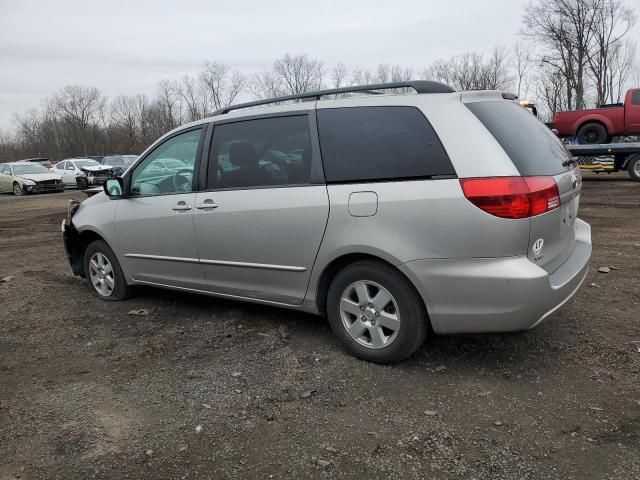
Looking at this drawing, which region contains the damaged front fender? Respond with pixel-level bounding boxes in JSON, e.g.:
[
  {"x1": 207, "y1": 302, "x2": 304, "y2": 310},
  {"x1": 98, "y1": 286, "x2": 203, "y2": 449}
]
[{"x1": 62, "y1": 200, "x2": 84, "y2": 276}]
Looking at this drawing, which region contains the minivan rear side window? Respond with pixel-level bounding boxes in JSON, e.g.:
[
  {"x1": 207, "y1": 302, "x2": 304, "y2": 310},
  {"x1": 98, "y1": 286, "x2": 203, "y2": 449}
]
[
  {"x1": 466, "y1": 101, "x2": 570, "y2": 176},
  {"x1": 317, "y1": 106, "x2": 455, "y2": 183}
]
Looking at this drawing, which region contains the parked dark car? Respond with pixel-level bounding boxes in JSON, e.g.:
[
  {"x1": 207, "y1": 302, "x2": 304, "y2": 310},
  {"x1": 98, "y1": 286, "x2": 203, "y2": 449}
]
[
  {"x1": 101, "y1": 155, "x2": 138, "y2": 176},
  {"x1": 22, "y1": 157, "x2": 54, "y2": 170}
]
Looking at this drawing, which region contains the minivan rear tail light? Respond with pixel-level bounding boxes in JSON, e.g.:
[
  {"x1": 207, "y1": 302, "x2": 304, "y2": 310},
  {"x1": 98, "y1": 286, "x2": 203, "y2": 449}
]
[{"x1": 460, "y1": 176, "x2": 560, "y2": 219}]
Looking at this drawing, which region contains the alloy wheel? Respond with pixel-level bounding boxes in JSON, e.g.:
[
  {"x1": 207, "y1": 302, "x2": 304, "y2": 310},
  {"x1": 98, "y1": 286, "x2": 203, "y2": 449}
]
[
  {"x1": 89, "y1": 252, "x2": 115, "y2": 297},
  {"x1": 339, "y1": 280, "x2": 401, "y2": 349}
]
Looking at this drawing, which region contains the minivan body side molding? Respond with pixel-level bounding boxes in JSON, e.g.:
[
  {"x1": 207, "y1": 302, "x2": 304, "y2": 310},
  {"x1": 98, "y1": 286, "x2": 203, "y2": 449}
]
[
  {"x1": 132, "y1": 279, "x2": 302, "y2": 308},
  {"x1": 124, "y1": 253, "x2": 307, "y2": 272}
]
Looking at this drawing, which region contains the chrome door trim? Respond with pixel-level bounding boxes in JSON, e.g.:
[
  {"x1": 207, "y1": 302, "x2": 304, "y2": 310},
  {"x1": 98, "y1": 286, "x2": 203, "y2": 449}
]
[
  {"x1": 199, "y1": 258, "x2": 307, "y2": 272},
  {"x1": 125, "y1": 253, "x2": 199, "y2": 264},
  {"x1": 124, "y1": 253, "x2": 307, "y2": 272}
]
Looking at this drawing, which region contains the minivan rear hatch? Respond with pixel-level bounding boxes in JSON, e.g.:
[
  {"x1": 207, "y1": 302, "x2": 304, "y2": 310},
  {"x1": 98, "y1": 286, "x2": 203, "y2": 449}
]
[{"x1": 465, "y1": 99, "x2": 581, "y2": 272}]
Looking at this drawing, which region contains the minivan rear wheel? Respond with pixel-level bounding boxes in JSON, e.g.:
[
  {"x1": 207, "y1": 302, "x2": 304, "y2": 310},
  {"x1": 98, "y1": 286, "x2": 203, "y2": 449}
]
[
  {"x1": 327, "y1": 260, "x2": 427, "y2": 363},
  {"x1": 83, "y1": 240, "x2": 130, "y2": 301}
]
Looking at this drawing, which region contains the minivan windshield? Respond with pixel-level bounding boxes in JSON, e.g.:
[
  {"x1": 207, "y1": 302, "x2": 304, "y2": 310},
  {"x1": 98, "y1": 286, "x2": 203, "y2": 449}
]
[{"x1": 466, "y1": 101, "x2": 570, "y2": 176}]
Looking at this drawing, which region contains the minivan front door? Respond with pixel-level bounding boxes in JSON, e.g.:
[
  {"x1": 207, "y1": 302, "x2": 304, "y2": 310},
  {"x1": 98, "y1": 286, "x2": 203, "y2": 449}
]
[
  {"x1": 115, "y1": 194, "x2": 203, "y2": 289},
  {"x1": 193, "y1": 114, "x2": 329, "y2": 305},
  {"x1": 114, "y1": 127, "x2": 206, "y2": 290}
]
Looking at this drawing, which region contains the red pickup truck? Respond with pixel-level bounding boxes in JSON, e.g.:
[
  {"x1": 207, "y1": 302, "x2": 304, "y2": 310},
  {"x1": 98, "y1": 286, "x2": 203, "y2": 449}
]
[{"x1": 554, "y1": 88, "x2": 640, "y2": 144}]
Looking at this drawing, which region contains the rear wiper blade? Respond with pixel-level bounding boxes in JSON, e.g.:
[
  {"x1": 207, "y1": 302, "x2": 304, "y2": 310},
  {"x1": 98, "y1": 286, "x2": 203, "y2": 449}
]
[{"x1": 562, "y1": 158, "x2": 578, "y2": 168}]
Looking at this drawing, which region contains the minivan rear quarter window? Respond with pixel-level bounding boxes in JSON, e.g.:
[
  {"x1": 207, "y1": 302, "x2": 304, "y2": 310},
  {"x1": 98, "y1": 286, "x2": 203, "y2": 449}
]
[
  {"x1": 466, "y1": 101, "x2": 570, "y2": 176},
  {"x1": 317, "y1": 106, "x2": 455, "y2": 183}
]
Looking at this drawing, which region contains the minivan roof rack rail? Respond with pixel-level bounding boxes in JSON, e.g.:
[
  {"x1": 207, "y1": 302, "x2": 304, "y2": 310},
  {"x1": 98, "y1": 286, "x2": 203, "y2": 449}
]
[{"x1": 212, "y1": 80, "x2": 455, "y2": 115}]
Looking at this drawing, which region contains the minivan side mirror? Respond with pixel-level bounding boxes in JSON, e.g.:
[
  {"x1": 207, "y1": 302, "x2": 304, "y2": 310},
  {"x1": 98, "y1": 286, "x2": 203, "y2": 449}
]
[{"x1": 104, "y1": 178, "x2": 124, "y2": 198}]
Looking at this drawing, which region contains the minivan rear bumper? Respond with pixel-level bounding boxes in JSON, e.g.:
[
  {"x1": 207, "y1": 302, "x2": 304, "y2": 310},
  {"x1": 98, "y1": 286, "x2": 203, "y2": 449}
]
[{"x1": 400, "y1": 218, "x2": 591, "y2": 334}]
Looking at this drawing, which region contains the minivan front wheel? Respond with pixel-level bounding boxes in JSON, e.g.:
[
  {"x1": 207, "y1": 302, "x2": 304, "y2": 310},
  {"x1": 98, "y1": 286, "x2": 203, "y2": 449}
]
[
  {"x1": 83, "y1": 240, "x2": 130, "y2": 301},
  {"x1": 327, "y1": 260, "x2": 427, "y2": 363}
]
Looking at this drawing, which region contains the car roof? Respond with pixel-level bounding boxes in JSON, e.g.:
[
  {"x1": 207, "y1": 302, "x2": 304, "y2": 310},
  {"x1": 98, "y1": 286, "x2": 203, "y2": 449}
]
[{"x1": 6, "y1": 161, "x2": 34, "y2": 166}]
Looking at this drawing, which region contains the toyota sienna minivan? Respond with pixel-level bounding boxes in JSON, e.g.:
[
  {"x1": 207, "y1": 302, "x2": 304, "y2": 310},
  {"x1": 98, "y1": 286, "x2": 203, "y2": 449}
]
[{"x1": 62, "y1": 81, "x2": 591, "y2": 363}]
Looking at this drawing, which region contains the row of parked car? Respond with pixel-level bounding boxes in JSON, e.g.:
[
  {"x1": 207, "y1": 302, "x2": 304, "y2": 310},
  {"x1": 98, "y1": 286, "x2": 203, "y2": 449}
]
[{"x1": 0, "y1": 155, "x2": 138, "y2": 195}]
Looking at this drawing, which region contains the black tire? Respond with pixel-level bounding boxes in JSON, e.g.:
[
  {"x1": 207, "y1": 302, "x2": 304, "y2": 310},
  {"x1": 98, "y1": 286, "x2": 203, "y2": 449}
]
[
  {"x1": 628, "y1": 154, "x2": 640, "y2": 182},
  {"x1": 77, "y1": 177, "x2": 89, "y2": 190},
  {"x1": 326, "y1": 260, "x2": 428, "y2": 363},
  {"x1": 577, "y1": 122, "x2": 608, "y2": 144},
  {"x1": 13, "y1": 182, "x2": 24, "y2": 196},
  {"x1": 83, "y1": 240, "x2": 131, "y2": 301}
]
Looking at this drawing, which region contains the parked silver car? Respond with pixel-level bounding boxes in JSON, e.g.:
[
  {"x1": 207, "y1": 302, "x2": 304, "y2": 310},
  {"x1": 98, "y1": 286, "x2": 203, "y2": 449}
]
[
  {"x1": 62, "y1": 81, "x2": 591, "y2": 363},
  {"x1": 0, "y1": 162, "x2": 64, "y2": 195}
]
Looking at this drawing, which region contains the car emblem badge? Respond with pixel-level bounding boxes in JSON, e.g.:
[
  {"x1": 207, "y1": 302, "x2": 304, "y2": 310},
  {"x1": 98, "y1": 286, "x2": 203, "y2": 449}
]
[
  {"x1": 532, "y1": 238, "x2": 544, "y2": 262},
  {"x1": 571, "y1": 174, "x2": 578, "y2": 190}
]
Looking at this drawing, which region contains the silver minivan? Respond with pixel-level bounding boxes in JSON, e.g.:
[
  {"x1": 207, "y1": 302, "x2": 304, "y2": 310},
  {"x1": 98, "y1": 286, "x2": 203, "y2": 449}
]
[{"x1": 62, "y1": 81, "x2": 591, "y2": 363}]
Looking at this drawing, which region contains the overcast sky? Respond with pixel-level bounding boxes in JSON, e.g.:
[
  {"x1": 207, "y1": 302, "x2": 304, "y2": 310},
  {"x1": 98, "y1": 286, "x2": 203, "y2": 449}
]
[{"x1": 1, "y1": 0, "x2": 635, "y2": 132}]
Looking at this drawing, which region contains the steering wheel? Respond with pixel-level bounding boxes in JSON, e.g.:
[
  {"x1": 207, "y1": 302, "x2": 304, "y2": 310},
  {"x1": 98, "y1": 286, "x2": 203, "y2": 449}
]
[{"x1": 171, "y1": 168, "x2": 193, "y2": 191}]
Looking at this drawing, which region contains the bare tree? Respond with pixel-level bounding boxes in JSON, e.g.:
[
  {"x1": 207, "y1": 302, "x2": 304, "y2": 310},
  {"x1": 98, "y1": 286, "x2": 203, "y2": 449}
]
[
  {"x1": 110, "y1": 95, "x2": 142, "y2": 152},
  {"x1": 330, "y1": 63, "x2": 349, "y2": 88},
  {"x1": 349, "y1": 64, "x2": 412, "y2": 94},
  {"x1": 273, "y1": 53, "x2": 324, "y2": 95},
  {"x1": 250, "y1": 70, "x2": 285, "y2": 99},
  {"x1": 155, "y1": 79, "x2": 181, "y2": 131},
  {"x1": 199, "y1": 62, "x2": 245, "y2": 111},
  {"x1": 177, "y1": 74, "x2": 206, "y2": 122},
  {"x1": 423, "y1": 50, "x2": 511, "y2": 90},
  {"x1": 389, "y1": 65, "x2": 413, "y2": 83},
  {"x1": 587, "y1": 0, "x2": 636, "y2": 104},
  {"x1": 251, "y1": 53, "x2": 324, "y2": 98},
  {"x1": 523, "y1": 0, "x2": 601, "y2": 109},
  {"x1": 536, "y1": 65, "x2": 569, "y2": 119},
  {"x1": 607, "y1": 39, "x2": 637, "y2": 102},
  {"x1": 482, "y1": 46, "x2": 513, "y2": 90},
  {"x1": 513, "y1": 41, "x2": 533, "y2": 98},
  {"x1": 51, "y1": 85, "x2": 105, "y2": 156}
]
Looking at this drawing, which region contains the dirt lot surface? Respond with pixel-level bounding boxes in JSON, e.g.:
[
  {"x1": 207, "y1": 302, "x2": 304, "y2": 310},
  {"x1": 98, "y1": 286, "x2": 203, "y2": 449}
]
[{"x1": 0, "y1": 173, "x2": 639, "y2": 479}]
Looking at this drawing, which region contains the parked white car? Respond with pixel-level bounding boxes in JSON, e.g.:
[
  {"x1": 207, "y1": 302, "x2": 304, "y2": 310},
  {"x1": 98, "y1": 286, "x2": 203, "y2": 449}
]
[{"x1": 52, "y1": 158, "x2": 114, "y2": 190}]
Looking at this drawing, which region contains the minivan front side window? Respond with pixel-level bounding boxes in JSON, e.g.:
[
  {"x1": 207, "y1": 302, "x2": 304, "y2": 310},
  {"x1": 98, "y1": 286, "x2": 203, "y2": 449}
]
[{"x1": 131, "y1": 128, "x2": 203, "y2": 195}]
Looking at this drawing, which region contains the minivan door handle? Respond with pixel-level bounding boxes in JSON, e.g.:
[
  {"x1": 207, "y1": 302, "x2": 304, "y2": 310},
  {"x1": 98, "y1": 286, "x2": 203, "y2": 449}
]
[
  {"x1": 195, "y1": 199, "x2": 219, "y2": 210},
  {"x1": 172, "y1": 201, "x2": 192, "y2": 211}
]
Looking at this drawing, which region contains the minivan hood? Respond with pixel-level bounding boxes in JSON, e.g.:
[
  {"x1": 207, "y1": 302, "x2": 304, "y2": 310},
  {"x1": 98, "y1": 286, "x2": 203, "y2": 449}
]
[{"x1": 18, "y1": 173, "x2": 62, "y2": 182}]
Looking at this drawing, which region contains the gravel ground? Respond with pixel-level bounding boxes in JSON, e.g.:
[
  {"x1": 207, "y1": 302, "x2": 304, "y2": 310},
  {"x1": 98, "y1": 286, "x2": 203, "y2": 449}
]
[{"x1": 0, "y1": 172, "x2": 639, "y2": 479}]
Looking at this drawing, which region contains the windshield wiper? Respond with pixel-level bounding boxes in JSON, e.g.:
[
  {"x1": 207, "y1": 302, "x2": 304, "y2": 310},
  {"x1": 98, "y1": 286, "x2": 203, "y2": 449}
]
[{"x1": 562, "y1": 158, "x2": 578, "y2": 168}]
